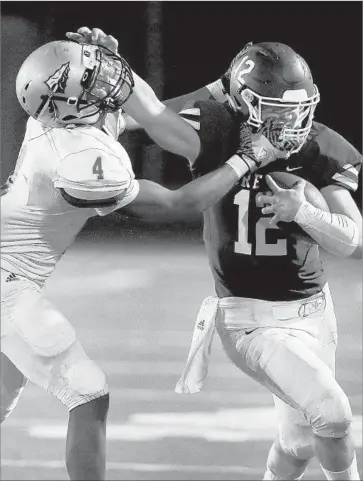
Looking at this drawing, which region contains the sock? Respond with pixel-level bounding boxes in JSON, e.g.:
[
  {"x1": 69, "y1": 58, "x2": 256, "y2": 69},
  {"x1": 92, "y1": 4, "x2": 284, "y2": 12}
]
[{"x1": 321, "y1": 453, "x2": 361, "y2": 480}]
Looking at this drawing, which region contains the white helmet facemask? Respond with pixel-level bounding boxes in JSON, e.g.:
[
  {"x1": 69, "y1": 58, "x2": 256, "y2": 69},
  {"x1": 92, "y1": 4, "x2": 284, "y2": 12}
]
[{"x1": 241, "y1": 86, "x2": 320, "y2": 155}]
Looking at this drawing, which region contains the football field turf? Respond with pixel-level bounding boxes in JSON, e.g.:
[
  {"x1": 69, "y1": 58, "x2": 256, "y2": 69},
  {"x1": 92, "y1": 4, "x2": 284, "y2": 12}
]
[{"x1": 1, "y1": 235, "x2": 362, "y2": 480}]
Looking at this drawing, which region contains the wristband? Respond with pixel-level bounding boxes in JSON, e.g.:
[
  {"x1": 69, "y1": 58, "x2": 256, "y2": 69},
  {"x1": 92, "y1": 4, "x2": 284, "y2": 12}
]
[{"x1": 226, "y1": 155, "x2": 250, "y2": 179}]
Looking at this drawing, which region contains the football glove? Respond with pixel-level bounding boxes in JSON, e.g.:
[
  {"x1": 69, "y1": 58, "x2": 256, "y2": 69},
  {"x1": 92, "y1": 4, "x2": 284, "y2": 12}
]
[
  {"x1": 259, "y1": 119, "x2": 301, "y2": 154},
  {"x1": 236, "y1": 121, "x2": 286, "y2": 173}
]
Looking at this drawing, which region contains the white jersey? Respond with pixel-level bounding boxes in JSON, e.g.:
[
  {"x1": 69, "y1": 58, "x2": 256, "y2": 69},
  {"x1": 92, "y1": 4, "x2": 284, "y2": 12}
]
[{"x1": 1, "y1": 113, "x2": 139, "y2": 286}]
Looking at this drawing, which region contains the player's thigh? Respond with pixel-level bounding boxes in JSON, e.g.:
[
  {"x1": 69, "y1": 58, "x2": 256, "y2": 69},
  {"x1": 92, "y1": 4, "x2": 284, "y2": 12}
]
[
  {"x1": 271, "y1": 329, "x2": 337, "y2": 455},
  {"x1": 1, "y1": 271, "x2": 76, "y2": 388},
  {"x1": 217, "y1": 325, "x2": 339, "y2": 412},
  {"x1": 1, "y1": 272, "x2": 108, "y2": 409}
]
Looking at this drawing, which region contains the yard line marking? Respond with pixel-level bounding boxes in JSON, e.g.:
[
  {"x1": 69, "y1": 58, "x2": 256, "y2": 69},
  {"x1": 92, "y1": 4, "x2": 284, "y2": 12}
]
[
  {"x1": 0, "y1": 459, "x2": 324, "y2": 475},
  {"x1": 97, "y1": 360, "x2": 363, "y2": 381},
  {"x1": 5, "y1": 408, "x2": 361, "y2": 446},
  {"x1": 98, "y1": 359, "x2": 247, "y2": 377},
  {"x1": 12, "y1": 387, "x2": 272, "y2": 404},
  {"x1": 9, "y1": 386, "x2": 363, "y2": 407}
]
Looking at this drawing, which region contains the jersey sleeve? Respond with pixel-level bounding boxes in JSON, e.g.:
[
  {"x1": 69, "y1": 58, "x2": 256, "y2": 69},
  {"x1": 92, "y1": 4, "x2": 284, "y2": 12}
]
[
  {"x1": 179, "y1": 100, "x2": 239, "y2": 177},
  {"x1": 204, "y1": 79, "x2": 230, "y2": 104},
  {"x1": 95, "y1": 179, "x2": 140, "y2": 216},
  {"x1": 312, "y1": 124, "x2": 362, "y2": 193}
]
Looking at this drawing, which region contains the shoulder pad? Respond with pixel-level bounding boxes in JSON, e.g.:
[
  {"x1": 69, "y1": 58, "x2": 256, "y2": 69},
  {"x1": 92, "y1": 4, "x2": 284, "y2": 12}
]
[{"x1": 54, "y1": 148, "x2": 134, "y2": 200}]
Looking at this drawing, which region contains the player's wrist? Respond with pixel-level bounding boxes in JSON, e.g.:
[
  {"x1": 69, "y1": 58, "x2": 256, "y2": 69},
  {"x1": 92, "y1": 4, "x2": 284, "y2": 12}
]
[
  {"x1": 235, "y1": 151, "x2": 260, "y2": 174},
  {"x1": 294, "y1": 200, "x2": 318, "y2": 226},
  {"x1": 226, "y1": 155, "x2": 251, "y2": 179}
]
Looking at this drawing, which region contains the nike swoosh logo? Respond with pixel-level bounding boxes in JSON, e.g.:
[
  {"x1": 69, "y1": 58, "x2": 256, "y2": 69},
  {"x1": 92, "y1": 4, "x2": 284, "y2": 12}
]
[{"x1": 286, "y1": 166, "x2": 302, "y2": 172}]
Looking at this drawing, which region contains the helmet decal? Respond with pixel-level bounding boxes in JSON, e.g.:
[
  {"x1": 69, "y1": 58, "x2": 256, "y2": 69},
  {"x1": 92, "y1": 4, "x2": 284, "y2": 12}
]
[
  {"x1": 45, "y1": 62, "x2": 70, "y2": 93},
  {"x1": 235, "y1": 56, "x2": 255, "y2": 86},
  {"x1": 35, "y1": 62, "x2": 71, "y2": 120}
]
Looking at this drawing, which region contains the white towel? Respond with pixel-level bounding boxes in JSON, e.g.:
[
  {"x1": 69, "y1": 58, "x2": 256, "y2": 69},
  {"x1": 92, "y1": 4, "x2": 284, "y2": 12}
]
[{"x1": 175, "y1": 296, "x2": 219, "y2": 394}]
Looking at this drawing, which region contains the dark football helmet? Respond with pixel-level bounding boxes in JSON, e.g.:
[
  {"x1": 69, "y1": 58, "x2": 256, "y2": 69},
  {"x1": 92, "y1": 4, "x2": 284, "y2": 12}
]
[{"x1": 228, "y1": 42, "x2": 320, "y2": 154}]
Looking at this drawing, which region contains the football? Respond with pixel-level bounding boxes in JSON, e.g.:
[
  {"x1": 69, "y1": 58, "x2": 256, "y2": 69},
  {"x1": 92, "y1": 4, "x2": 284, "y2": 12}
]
[{"x1": 261, "y1": 171, "x2": 330, "y2": 243}]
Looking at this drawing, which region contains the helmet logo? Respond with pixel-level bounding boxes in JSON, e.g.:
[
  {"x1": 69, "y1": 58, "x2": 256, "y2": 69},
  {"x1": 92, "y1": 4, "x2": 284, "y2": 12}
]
[
  {"x1": 35, "y1": 62, "x2": 71, "y2": 121},
  {"x1": 236, "y1": 56, "x2": 255, "y2": 85},
  {"x1": 45, "y1": 62, "x2": 70, "y2": 94}
]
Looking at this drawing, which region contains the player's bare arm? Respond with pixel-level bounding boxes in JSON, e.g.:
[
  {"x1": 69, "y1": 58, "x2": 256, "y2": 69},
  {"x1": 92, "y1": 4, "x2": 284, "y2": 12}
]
[
  {"x1": 123, "y1": 86, "x2": 214, "y2": 132},
  {"x1": 259, "y1": 176, "x2": 362, "y2": 259},
  {"x1": 66, "y1": 27, "x2": 201, "y2": 161},
  {"x1": 120, "y1": 163, "x2": 240, "y2": 219}
]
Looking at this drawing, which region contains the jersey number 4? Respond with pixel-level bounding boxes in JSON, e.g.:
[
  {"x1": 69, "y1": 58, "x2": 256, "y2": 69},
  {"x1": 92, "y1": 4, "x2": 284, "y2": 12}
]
[
  {"x1": 234, "y1": 190, "x2": 288, "y2": 256},
  {"x1": 92, "y1": 157, "x2": 104, "y2": 180}
]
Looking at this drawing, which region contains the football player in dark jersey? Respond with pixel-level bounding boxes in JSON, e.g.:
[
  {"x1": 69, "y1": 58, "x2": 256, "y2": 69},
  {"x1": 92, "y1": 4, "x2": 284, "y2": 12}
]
[{"x1": 68, "y1": 29, "x2": 362, "y2": 481}]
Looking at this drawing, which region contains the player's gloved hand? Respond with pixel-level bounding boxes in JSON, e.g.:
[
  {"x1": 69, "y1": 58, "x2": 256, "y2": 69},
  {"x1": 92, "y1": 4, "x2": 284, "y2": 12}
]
[
  {"x1": 236, "y1": 121, "x2": 286, "y2": 174},
  {"x1": 259, "y1": 119, "x2": 301, "y2": 154},
  {"x1": 66, "y1": 27, "x2": 119, "y2": 55}
]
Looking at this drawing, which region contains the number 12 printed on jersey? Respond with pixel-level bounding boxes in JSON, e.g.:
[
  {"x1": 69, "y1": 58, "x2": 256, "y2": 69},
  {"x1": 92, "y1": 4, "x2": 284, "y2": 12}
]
[{"x1": 234, "y1": 189, "x2": 288, "y2": 256}]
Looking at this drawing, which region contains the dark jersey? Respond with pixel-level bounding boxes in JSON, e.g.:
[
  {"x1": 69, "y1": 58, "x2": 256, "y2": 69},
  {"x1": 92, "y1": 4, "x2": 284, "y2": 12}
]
[{"x1": 179, "y1": 101, "x2": 362, "y2": 301}]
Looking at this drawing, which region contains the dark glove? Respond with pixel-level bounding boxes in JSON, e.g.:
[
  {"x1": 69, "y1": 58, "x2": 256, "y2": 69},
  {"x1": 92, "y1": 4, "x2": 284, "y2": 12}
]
[{"x1": 236, "y1": 122, "x2": 284, "y2": 173}]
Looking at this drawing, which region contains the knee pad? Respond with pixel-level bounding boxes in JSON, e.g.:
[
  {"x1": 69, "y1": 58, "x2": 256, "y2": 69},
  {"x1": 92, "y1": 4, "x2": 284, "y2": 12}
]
[
  {"x1": 48, "y1": 344, "x2": 109, "y2": 411},
  {"x1": 66, "y1": 360, "x2": 107, "y2": 396},
  {"x1": 308, "y1": 387, "x2": 352, "y2": 438}
]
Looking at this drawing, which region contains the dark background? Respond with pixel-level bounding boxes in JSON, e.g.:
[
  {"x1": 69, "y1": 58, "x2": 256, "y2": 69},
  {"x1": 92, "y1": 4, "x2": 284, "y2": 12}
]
[{"x1": 1, "y1": 1, "x2": 362, "y2": 217}]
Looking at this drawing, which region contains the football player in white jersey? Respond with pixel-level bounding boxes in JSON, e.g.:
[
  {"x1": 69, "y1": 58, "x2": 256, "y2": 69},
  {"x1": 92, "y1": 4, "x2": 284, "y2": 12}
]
[{"x1": 0, "y1": 31, "x2": 286, "y2": 481}]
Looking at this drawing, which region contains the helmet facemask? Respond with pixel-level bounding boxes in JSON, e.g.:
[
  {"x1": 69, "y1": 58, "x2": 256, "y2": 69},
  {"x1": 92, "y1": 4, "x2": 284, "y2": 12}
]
[{"x1": 240, "y1": 86, "x2": 320, "y2": 156}]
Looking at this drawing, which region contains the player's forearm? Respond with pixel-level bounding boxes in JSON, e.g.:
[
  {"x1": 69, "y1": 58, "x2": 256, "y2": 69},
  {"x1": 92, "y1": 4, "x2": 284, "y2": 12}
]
[
  {"x1": 294, "y1": 201, "x2": 361, "y2": 258},
  {"x1": 176, "y1": 156, "x2": 248, "y2": 212},
  {"x1": 124, "y1": 114, "x2": 142, "y2": 131},
  {"x1": 122, "y1": 73, "x2": 200, "y2": 161},
  {"x1": 124, "y1": 86, "x2": 214, "y2": 132}
]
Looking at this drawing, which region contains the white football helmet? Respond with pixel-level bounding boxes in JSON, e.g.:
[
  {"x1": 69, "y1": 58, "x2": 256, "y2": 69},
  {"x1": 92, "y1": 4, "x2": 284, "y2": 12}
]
[{"x1": 16, "y1": 40, "x2": 134, "y2": 127}]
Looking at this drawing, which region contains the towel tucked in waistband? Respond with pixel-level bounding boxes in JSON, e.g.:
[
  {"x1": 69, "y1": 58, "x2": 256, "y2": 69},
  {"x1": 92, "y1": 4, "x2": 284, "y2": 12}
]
[{"x1": 175, "y1": 296, "x2": 219, "y2": 394}]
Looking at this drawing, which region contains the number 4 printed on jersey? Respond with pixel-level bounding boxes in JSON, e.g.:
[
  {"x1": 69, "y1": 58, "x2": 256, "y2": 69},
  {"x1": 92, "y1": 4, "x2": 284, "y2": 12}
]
[
  {"x1": 234, "y1": 189, "x2": 288, "y2": 256},
  {"x1": 92, "y1": 156, "x2": 104, "y2": 180}
]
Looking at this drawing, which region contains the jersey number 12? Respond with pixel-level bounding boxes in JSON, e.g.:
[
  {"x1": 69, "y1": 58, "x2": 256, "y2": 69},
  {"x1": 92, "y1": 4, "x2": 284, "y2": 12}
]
[{"x1": 234, "y1": 189, "x2": 288, "y2": 256}]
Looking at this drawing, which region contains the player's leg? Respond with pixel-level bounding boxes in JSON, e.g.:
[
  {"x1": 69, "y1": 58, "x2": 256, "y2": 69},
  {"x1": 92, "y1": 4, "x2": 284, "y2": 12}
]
[
  {"x1": 216, "y1": 311, "x2": 357, "y2": 480},
  {"x1": 263, "y1": 397, "x2": 313, "y2": 480},
  {"x1": 310, "y1": 288, "x2": 360, "y2": 480},
  {"x1": 1, "y1": 271, "x2": 109, "y2": 480},
  {"x1": 47, "y1": 340, "x2": 110, "y2": 480},
  {"x1": 263, "y1": 303, "x2": 338, "y2": 481},
  {"x1": 0, "y1": 352, "x2": 28, "y2": 422},
  {"x1": 264, "y1": 436, "x2": 309, "y2": 480}
]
